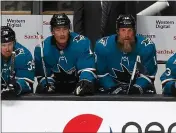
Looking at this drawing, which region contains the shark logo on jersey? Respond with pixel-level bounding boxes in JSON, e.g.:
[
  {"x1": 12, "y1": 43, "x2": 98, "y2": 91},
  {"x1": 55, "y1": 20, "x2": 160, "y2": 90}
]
[
  {"x1": 15, "y1": 48, "x2": 25, "y2": 57},
  {"x1": 141, "y1": 38, "x2": 153, "y2": 46},
  {"x1": 56, "y1": 64, "x2": 76, "y2": 74},
  {"x1": 53, "y1": 64, "x2": 77, "y2": 83},
  {"x1": 112, "y1": 64, "x2": 132, "y2": 83},
  {"x1": 98, "y1": 37, "x2": 108, "y2": 46},
  {"x1": 73, "y1": 35, "x2": 85, "y2": 43}
]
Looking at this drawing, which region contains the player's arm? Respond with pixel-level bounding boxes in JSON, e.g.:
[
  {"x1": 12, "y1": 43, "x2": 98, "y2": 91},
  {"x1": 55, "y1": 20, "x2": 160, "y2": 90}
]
[
  {"x1": 74, "y1": 39, "x2": 96, "y2": 96},
  {"x1": 15, "y1": 51, "x2": 35, "y2": 95},
  {"x1": 94, "y1": 41, "x2": 117, "y2": 89},
  {"x1": 135, "y1": 42, "x2": 158, "y2": 92},
  {"x1": 160, "y1": 55, "x2": 176, "y2": 96},
  {"x1": 34, "y1": 45, "x2": 55, "y2": 93},
  {"x1": 76, "y1": 39, "x2": 96, "y2": 82}
]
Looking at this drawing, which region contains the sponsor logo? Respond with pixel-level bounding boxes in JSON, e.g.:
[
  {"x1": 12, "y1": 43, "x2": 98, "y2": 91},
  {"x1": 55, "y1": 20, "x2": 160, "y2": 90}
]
[
  {"x1": 24, "y1": 35, "x2": 44, "y2": 39},
  {"x1": 156, "y1": 20, "x2": 174, "y2": 29},
  {"x1": 137, "y1": 34, "x2": 156, "y2": 38},
  {"x1": 43, "y1": 21, "x2": 50, "y2": 25},
  {"x1": 6, "y1": 18, "x2": 25, "y2": 28},
  {"x1": 157, "y1": 50, "x2": 175, "y2": 55},
  {"x1": 63, "y1": 114, "x2": 176, "y2": 133}
]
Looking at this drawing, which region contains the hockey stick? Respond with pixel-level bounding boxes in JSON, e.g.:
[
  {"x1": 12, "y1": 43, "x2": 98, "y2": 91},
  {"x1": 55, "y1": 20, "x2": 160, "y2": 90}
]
[
  {"x1": 127, "y1": 55, "x2": 140, "y2": 94},
  {"x1": 9, "y1": 51, "x2": 16, "y2": 81},
  {"x1": 1, "y1": 77, "x2": 8, "y2": 93},
  {"x1": 37, "y1": 32, "x2": 49, "y2": 91}
]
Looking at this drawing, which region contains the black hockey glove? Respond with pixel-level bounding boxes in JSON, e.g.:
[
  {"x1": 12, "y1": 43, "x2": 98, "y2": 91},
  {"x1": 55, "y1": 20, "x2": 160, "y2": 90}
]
[
  {"x1": 171, "y1": 82, "x2": 176, "y2": 96},
  {"x1": 74, "y1": 80, "x2": 94, "y2": 96},
  {"x1": 128, "y1": 84, "x2": 143, "y2": 94},
  {"x1": 109, "y1": 83, "x2": 129, "y2": 95},
  {"x1": 109, "y1": 83, "x2": 143, "y2": 95},
  {"x1": 1, "y1": 79, "x2": 21, "y2": 99},
  {"x1": 36, "y1": 82, "x2": 56, "y2": 94}
]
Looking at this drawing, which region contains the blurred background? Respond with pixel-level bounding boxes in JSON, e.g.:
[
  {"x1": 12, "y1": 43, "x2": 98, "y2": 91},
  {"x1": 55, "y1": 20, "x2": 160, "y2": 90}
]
[{"x1": 1, "y1": 1, "x2": 176, "y2": 15}]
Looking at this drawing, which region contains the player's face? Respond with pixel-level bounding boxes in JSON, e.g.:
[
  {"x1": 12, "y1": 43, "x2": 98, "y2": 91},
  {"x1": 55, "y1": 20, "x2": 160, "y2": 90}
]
[
  {"x1": 118, "y1": 28, "x2": 135, "y2": 53},
  {"x1": 1, "y1": 41, "x2": 14, "y2": 59},
  {"x1": 52, "y1": 26, "x2": 69, "y2": 48}
]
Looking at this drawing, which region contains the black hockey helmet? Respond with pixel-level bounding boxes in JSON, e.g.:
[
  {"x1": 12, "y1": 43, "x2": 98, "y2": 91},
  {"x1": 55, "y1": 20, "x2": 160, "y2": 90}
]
[
  {"x1": 1, "y1": 26, "x2": 16, "y2": 43},
  {"x1": 116, "y1": 14, "x2": 136, "y2": 31},
  {"x1": 50, "y1": 13, "x2": 71, "y2": 31}
]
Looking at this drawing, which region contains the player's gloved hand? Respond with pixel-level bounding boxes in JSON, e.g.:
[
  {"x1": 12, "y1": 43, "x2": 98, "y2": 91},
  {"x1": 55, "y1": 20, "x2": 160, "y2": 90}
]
[
  {"x1": 171, "y1": 82, "x2": 176, "y2": 96},
  {"x1": 1, "y1": 81, "x2": 21, "y2": 99},
  {"x1": 107, "y1": 82, "x2": 129, "y2": 95},
  {"x1": 74, "y1": 80, "x2": 94, "y2": 96},
  {"x1": 128, "y1": 84, "x2": 143, "y2": 94},
  {"x1": 36, "y1": 82, "x2": 56, "y2": 94},
  {"x1": 1, "y1": 83, "x2": 7, "y2": 91},
  {"x1": 109, "y1": 85, "x2": 128, "y2": 95}
]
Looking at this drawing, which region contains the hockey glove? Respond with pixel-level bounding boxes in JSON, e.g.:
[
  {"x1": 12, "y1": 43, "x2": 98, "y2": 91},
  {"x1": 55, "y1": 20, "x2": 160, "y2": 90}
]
[
  {"x1": 109, "y1": 83, "x2": 129, "y2": 95},
  {"x1": 74, "y1": 80, "x2": 94, "y2": 96},
  {"x1": 128, "y1": 84, "x2": 143, "y2": 94},
  {"x1": 1, "y1": 80, "x2": 21, "y2": 99},
  {"x1": 36, "y1": 82, "x2": 56, "y2": 94}
]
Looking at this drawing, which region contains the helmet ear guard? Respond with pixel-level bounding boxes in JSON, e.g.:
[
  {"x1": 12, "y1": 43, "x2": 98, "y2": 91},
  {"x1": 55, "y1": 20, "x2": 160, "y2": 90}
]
[
  {"x1": 1, "y1": 26, "x2": 16, "y2": 43},
  {"x1": 50, "y1": 13, "x2": 71, "y2": 32}
]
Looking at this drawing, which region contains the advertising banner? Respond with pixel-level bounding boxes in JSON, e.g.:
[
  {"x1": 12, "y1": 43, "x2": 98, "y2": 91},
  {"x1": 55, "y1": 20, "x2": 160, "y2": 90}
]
[
  {"x1": 137, "y1": 16, "x2": 176, "y2": 61},
  {"x1": 1, "y1": 15, "x2": 42, "y2": 57},
  {"x1": 2, "y1": 101, "x2": 176, "y2": 132}
]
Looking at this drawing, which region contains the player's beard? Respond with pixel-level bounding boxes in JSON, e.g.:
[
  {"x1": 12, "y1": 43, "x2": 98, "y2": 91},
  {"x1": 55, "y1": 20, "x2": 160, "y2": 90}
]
[{"x1": 118, "y1": 38, "x2": 135, "y2": 53}]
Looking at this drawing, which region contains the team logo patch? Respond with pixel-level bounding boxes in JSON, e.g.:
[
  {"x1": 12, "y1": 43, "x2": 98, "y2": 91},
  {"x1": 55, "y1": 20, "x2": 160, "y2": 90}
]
[
  {"x1": 14, "y1": 48, "x2": 25, "y2": 56},
  {"x1": 98, "y1": 37, "x2": 108, "y2": 46},
  {"x1": 73, "y1": 35, "x2": 85, "y2": 43},
  {"x1": 141, "y1": 38, "x2": 154, "y2": 46}
]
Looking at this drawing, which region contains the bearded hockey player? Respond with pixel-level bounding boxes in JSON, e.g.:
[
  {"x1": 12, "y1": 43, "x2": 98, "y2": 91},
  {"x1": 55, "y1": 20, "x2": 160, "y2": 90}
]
[
  {"x1": 160, "y1": 53, "x2": 176, "y2": 96},
  {"x1": 34, "y1": 13, "x2": 96, "y2": 96},
  {"x1": 1, "y1": 26, "x2": 35, "y2": 99},
  {"x1": 94, "y1": 15, "x2": 158, "y2": 95}
]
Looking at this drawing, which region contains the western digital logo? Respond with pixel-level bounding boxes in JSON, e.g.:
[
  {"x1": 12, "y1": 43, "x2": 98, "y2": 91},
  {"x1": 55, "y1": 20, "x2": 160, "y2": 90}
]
[
  {"x1": 137, "y1": 34, "x2": 156, "y2": 38},
  {"x1": 156, "y1": 20, "x2": 174, "y2": 29},
  {"x1": 7, "y1": 18, "x2": 25, "y2": 28}
]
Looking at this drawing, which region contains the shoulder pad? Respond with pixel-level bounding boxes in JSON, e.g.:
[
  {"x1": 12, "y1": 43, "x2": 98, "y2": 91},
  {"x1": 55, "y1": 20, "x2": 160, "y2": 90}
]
[{"x1": 98, "y1": 36, "x2": 109, "y2": 46}]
